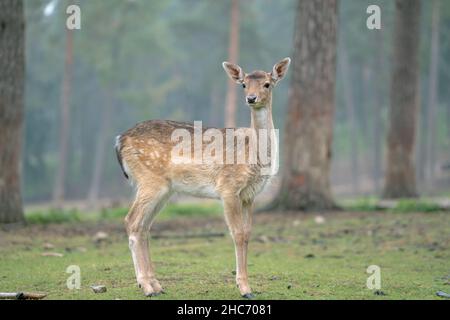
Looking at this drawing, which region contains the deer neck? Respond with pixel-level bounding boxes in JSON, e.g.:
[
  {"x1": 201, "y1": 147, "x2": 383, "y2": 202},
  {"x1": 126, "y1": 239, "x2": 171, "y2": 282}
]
[
  {"x1": 249, "y1": 95, "x2": 278, "y2": 174},
  {"x1": 250, "y1": 96, "x2": 274, "y2": 131}
]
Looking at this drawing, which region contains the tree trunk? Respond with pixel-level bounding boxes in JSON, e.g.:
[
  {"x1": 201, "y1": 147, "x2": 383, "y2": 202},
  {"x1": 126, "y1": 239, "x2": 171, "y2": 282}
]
[
  {"x1": 224, "y1": 0, "x2": 239, "y2": 128},
  {"x1": 383, "y1": 0, "x2": 421, "y2": 198},
  {"x1": 425, "y1": 0, "x2": 441, "y2": 192},
  {"x1": 0, "y1": 0, "x2": 25, "y2": 223},
  {"x1": 87, "y1": 91, "x2": 113, "y2": 207},
  {"x1": 339, "y1": 43, "x2": 359, "y2": 194},
  {"x1": 372, "y1": 30, "x2": 385, "y2": 194},
  {"x1": 53, "y1": 27, "x2": 74, "y2": 206},
  {"x1": 87, "y1": 18, "x2": 125, "y2": 207},
  {"x1": 273, "y1": 0, "x2": 338, "y2": 211}
]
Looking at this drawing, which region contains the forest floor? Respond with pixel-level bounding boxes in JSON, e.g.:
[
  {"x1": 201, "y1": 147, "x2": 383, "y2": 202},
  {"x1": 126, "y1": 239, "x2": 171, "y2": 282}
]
[{"x1": 0, "y1": 205, "x2": 449, "y2": 300}]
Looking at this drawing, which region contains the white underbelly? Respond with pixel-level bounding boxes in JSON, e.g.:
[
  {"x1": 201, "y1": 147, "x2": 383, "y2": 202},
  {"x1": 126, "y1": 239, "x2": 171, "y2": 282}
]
[{"x1": 172, "y1": 181, "x2": 220, "y2": 199}]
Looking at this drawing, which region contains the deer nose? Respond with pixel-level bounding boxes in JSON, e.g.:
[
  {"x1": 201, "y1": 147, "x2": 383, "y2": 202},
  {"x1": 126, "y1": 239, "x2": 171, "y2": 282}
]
[{"x1": 246, "y1": 95, "x2": 257, "y2": 104}]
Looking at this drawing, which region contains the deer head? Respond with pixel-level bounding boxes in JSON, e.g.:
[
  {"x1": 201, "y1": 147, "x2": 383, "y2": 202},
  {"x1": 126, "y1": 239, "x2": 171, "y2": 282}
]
[{"x1": 222, "y1": 58, "x2": 291, "y2": 109}]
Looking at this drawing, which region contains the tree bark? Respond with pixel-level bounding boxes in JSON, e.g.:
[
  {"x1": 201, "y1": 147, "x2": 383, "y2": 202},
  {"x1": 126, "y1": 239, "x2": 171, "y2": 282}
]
[
  {"x1": 272, "y1": 0, "x2": 338, "y2": 211},
  {"x1": 383, "y1": 0, "x2": 421, "y2": 198},
  {"x1": 425, "y1": 0, "x2": 440, "y2": 191},
  {"x1": 224, "y1": 0, "x2": 239, "y2": 128},
  {"x1": 0, "y1": 0, "x2": 25, "y2": 223},
  {"x1": 53, "y1": 27, "x2": 74, "y2": 205}
]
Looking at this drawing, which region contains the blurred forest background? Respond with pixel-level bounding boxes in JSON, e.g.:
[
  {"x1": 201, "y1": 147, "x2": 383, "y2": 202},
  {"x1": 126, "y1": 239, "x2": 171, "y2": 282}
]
[{"x1": 3, "y1": 0, "x2": 450, "y2": 213}]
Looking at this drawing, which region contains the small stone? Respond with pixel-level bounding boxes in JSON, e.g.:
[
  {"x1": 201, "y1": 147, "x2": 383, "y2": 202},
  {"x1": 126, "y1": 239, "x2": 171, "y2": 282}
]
[
  {"x1": 314, "y1": 216, "x2": 325, "y2": 224},
  {"x1": 256, "y1": 235, "x2": 270, "y2": 243},
  {"x1": 287, "y1": 284, "x2": 292, "y2": 290},
  {"x1": 436, "y1": 291, "x2": 450, "y2": 299},
  {"x1": 91, "y1": 285, "x2": 107, "y2": 293},
  {"x1": 43, "y1": 243, "x2": 55, "y2": 250},
  {"x1": 304, "y1": 253, "x2": 315, "y2": 258},
  {"x1": 374, "y1": 290, "x2": 386, "y2": 296},
  {"x1": 93, "y1": 231, "x2": 109, "y2": 243},
  {"x1": 269, "y1": 276, "x2": 279, "y2": 281}
]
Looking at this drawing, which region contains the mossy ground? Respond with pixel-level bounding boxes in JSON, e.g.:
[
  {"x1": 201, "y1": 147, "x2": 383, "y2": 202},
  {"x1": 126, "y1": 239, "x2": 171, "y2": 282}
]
[{"x1": 0, "y1": 204, "x2": 449, "y2": 300}]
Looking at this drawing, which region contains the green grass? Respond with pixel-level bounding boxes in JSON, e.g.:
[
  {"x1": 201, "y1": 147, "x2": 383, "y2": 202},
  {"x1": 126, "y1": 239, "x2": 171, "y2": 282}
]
[
  {"x1": 25, "y1": 208, "x2": 84, "y2": 224},
  {"x1": 25, "y1": 202, "x2": 223, "y2": 225},
  {"x1": 25, "y1": 198, "x2": 447, "y2": 226},
  {"x1": 1, "y1": 208, "x2": 449, "y2": 300},
  {"x1": 342, "y1": 198, "x2": 446, "y2": 213}
]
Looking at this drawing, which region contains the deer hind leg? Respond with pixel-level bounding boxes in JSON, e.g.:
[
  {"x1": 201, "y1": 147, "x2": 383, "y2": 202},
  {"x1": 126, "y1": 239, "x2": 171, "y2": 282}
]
[
  {"x1": 223, "y1": 195, "x2": 253, "y2": 298},
  {"x1": 125, "y1": 181, "x2": 171, "y2": 297}
]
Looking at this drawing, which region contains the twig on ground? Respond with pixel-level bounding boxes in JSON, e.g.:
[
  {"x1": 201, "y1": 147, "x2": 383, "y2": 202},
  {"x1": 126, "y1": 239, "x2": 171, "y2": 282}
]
[
  {"x1": 0, "y1": 292, "x2": 47, "y2": 300},
  {"x1": 151, "y1": 232, "x2": 225, "y2": 239}
]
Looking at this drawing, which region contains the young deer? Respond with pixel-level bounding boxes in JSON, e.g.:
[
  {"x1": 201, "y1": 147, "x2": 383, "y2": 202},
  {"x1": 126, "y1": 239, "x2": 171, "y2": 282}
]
[{"x1": 115, "y1": 58, "x2": 290, "y2": 298}]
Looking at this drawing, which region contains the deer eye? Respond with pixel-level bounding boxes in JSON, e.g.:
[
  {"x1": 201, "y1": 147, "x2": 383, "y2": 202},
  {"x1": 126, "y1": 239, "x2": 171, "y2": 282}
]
[
  {"x1": 264, "y1": 83, "x2": 270, "y2": 88},
  {"x1": 242, "y1": 83, "x2": 246, "y2": 89}
]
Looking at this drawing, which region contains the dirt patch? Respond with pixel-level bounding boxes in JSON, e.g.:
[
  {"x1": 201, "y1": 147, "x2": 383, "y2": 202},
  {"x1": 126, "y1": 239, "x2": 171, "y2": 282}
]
[
  {"x1": 0, "y1": 215, "x2": 228, "y2": 245},
  {"x1": 0, "y1": 210, "x2": 446, "y2": 246}
]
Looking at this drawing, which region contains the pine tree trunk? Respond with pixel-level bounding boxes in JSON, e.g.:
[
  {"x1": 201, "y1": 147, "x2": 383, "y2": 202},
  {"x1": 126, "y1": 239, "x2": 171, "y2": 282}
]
[
  {"x1": 273, "y1": 0, "x2": 338, "y2": 211},
  {"x1": 53, "y1": 27, "x2": 74, "y2": 206},
  {"x1": 224, "y1": 0, "x2": 239, "y2": 127},
  {"x1": 383, "y1": 0, "x2": 421, "y2": 198},
  {"x1": 425, "y1": 0, "x2": 440, "y2": 191},
  {"x1": 87, "y1": 19, "x2": 124, "y2": 207},
  {"x1": 87, "y1": 92, "x2": 112, "y2": 207},
  {"x1": 340, "y1": 43, "x2": 359, "y2": 194},
  {"x1": 0, "y1": 0, "x2": 25, "y2": 223}
]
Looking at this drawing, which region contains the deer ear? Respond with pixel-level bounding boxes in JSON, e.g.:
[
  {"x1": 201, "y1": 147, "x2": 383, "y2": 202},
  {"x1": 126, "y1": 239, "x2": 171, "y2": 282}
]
[
  {"x1": 222, "y1": 62, "x2": 244, "y2": 83},
  {"x1": 272, "y1": 57, "x2": 291, "y2": 83}
]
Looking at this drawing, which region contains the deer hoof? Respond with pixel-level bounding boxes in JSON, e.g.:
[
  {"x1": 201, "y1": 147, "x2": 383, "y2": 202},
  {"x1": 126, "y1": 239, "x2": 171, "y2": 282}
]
[{"x1": 242, "y1": 293, "x2": 255, "y2": 299}]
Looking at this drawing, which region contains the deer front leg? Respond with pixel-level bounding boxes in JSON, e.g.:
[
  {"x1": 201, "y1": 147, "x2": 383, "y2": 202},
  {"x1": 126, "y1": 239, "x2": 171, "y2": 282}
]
[
  {"x1": 223, "y1": 195, "x2": 253, "y2": 298},
  {"x1": 125, "y1": 185, "x2": 169, "y2": 297}
]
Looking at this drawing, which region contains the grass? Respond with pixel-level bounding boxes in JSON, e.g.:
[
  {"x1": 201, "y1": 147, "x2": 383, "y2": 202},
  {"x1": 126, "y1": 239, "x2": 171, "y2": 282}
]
[
  {"x1": 341, "y1": 197, "x2": 446, "y2": 213},
  {"x1": 25, "y1": 201, "x2": 223, "y2": 224},
  {"x1": 1, "y1": 203, "x2": 449, "y2": 300},
  {"x1": 25, "y1": 208, "x2": 88, "y2": 224}
]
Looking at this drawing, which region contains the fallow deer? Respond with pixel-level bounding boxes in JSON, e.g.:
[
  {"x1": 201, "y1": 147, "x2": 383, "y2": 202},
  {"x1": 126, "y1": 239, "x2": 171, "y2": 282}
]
[{"x1": 115, "y1": 58, "x2": 290, "y2": 298}]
